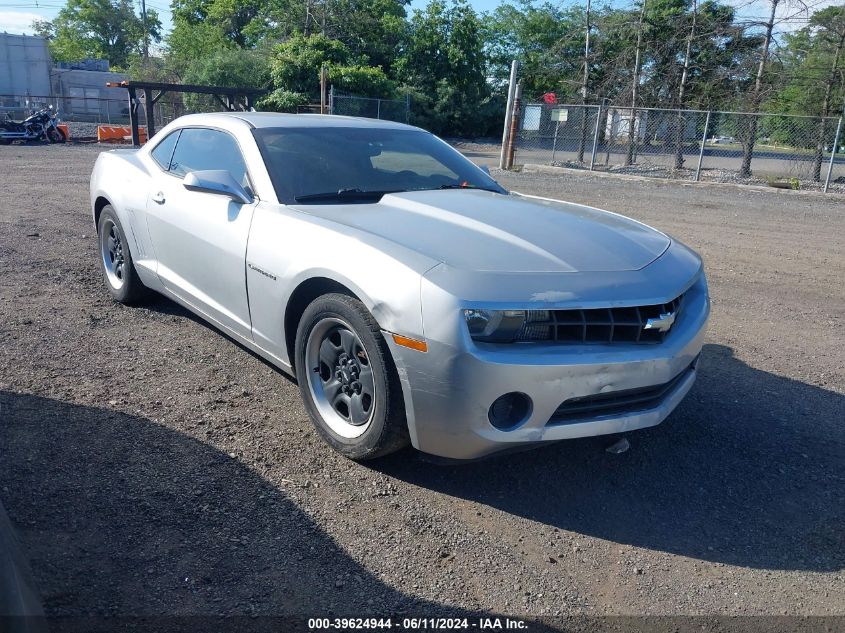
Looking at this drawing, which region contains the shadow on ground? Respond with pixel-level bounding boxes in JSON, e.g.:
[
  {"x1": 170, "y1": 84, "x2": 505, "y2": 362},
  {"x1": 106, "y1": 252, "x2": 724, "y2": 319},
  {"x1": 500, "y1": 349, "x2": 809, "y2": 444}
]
[
  {"x1": 0, "y1": 391, "x2": 508, "y2": 630},
  {"x1": 379, "y1": 343, "x2": 845, "y2": 573}
]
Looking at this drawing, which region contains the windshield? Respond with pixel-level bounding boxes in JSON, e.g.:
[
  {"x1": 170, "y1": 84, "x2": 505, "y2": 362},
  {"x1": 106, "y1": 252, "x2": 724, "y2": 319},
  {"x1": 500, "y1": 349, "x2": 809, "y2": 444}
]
[{"x1": 252, "y1": 126, "x2": 506, "y2": 204}]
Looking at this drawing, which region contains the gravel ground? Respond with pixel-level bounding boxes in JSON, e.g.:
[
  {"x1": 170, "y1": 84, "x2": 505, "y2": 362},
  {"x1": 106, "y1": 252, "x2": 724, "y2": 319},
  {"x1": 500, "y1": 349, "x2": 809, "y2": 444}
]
[{"x1": 0, "y1": 144, "x2": 843, "y2": 626}]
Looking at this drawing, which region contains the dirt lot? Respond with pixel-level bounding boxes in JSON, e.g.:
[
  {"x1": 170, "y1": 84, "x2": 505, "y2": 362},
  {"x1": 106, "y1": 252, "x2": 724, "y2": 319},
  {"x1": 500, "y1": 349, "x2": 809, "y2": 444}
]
[{"x1": 1, "y1": 144, "x2": 843, "y2": 626}]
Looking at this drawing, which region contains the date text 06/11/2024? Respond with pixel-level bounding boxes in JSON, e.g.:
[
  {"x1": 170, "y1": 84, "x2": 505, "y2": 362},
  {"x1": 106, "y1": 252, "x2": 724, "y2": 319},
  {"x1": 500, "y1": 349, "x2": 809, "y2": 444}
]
[{"x1": 307, "y1": 617, "x2": 529, "y2": 630}]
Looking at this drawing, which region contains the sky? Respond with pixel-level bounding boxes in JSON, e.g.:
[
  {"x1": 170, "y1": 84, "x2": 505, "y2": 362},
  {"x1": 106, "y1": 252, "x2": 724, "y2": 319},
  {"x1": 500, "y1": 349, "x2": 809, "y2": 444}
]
[{"x1": 0, "y1": 0, "x2": 840, "y2": 39}]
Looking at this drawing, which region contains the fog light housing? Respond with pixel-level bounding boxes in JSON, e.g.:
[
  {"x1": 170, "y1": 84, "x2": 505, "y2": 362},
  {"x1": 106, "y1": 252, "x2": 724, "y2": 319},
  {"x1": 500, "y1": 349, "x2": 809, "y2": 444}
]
[{"x1": 488, "y1": 392, "x2": 532, "y2": 430}]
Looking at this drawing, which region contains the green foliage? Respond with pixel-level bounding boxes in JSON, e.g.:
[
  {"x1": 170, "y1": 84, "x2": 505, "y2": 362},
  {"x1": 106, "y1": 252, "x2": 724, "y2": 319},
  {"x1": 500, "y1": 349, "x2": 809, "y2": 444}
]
[
  {"x1": 249, "y1": 0, "x2": 408, "y2": 70},
  {"x1": 395, "y1": 0, "x2": 495, "y2": 135},
  {"x1": 33, "y1": 0, "x2": 161, "y2": 69},
  {"x1": 269, "y1": 34, "x2": 393, "y2": 100},
  {"x1": 43, "y1": 0, "x2": 839, "y2": 139},
  {"x1": 166, "y1": 21, "x2": 234, "y2": 76},
  {"x1": 182, "y1": 47, "x2": 272, "y2": 110},
  {"x1": 259, "y1": 89, "x2": 308, "y2": 112},
  {"x1": 765, "y1": 6, "x2": 845, "y2": 117},
  {"x1": 170, "y1": 0, "x2": 263, "y2": 48},
  {"x1": 270, "y1": 34, "x2": 353, "y2": 95},
  {"x1": 125, "y1": 55, "x2": 179, "y2": 84},
  {"x1": 483, "y1": 0, "x2": 585, "y2": 100},
  {"x1": 327, "y1": 65, "x2": 395, "y2": 98}
]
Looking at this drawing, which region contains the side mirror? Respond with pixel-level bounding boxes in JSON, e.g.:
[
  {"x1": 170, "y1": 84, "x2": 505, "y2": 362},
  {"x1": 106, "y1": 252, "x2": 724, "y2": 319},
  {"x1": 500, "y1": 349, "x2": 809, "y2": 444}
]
[
  {"x1": 479, "y1": 165, "x2": 491, "y2": 176},
  {"x1": 183, "y1": 170, "x2": 252, "y2": 204}
]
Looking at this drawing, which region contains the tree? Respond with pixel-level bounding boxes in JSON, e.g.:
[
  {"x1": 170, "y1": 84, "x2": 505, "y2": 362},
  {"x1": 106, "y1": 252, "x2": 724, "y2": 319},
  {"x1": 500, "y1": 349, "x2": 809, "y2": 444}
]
[
  {"x1": 396, "y1": 0, "x2": 495, "y2": 136},
  {"x1": 739, "y1": 0, "x2": 780, "y2": 176},
  {"x1": 167, "y1": 0, "x2": 256, "y2": 75},
  {"x1": 260, "y1": 89, "x2": 309, "y2": 112},
  {"x1": 166, "y1": 21, "x2": 234, "y2": 77},
  {"x1": 180, "y1": 0, "x2": 409, "y2": 74},
  {"x1": 170, "y1": 0, "x2": 263, "y2": 49},
  {"x1": 673, "y1": 0, "x2": 697, "y2": 169},
  {"x1": 183, "y1": 47, "x2": 272, "y2": 110},
  {"x1": 33, "y1": 0, "x2": 161, "y2": 69},
  {"x1": 769, "y1": 6, "x2": 845, "y2": 180},
  {"x1": 269, "y1": 33, "x2": 393, "y2": 100},
  {"x1": 673, "y1": 1, "x2": 760, "y2": 110},
  {"x1": 483, "y1": 0, "x2": 584, "y2": 100}
]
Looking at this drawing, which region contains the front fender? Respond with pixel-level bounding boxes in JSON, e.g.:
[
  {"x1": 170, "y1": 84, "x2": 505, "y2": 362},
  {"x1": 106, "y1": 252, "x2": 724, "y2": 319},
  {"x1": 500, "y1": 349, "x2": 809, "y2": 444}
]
[{"x1": 245, "y1": 202, "x2": 439, "y2": 367}]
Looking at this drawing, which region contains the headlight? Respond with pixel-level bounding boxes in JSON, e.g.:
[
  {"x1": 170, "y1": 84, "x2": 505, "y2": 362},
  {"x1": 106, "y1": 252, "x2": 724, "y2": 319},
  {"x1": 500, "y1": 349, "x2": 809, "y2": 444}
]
[
  {"x1": 463, "y1": 309, "x2": 526, "y2": 342},
  {"x1": 464, "y1": 309, "x2": 557, "y2": 343}
]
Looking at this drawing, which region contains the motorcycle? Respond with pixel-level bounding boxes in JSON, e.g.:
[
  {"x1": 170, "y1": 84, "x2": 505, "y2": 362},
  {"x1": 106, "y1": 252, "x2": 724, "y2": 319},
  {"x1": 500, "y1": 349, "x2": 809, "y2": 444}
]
[{"x1": 0, "y1": 105, "x2": 66, "y2": 144}]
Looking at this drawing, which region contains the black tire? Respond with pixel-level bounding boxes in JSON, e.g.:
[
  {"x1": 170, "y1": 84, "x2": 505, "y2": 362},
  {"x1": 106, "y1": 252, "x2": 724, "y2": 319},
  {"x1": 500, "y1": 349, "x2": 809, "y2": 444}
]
[
  {"x1": 47, "y1": 127, "x2": 66, "y2": 143},
  {"x1": 295, "y1": 293, "x2": 410, "y2": 460},
  {"x1": 97, "y1": 206, "x2": 149, "y2": 304}
]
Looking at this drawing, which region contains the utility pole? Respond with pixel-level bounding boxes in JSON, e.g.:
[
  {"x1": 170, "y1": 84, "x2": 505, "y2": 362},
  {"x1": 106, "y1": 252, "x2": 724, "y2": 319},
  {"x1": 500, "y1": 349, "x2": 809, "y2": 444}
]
[
  {"x1": 506, "y1": 83, "x2": 523, "y2": 170},
  {"x1": 626, "y1": 0, "x2": 647, "y2": 166},
  {"x1": 140, "y1": 0, "x2": 149, "y2": 61},
  {"x1": 577, "y1": 0, "x2": 592, "y2": 162},
  {"x1": 320, "y1": 65, "x2": 328, "y2": 114},
  {"x1": 499, "y1": 60, "x2": 520, "y2": 170}
]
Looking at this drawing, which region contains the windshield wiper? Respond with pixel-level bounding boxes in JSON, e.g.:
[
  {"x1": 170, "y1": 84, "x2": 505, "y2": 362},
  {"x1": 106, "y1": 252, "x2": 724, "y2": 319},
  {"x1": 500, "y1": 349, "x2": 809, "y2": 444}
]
[
  {"x1": 294, "y1": 188, "x2": 403, "y2": 203},
  {"x1": 437, "y1": 184, "x2": 502, "y2": 193}
]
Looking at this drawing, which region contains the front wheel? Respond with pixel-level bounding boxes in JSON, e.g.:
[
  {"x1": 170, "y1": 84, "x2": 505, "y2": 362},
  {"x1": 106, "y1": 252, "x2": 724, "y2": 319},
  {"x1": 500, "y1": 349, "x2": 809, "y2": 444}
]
[
  {"x1": 295, "y1": 293, "x2": 410, "y2": 460},
  {"x1": 46, "y1": 127, "x2": 66, "y2": 143}
]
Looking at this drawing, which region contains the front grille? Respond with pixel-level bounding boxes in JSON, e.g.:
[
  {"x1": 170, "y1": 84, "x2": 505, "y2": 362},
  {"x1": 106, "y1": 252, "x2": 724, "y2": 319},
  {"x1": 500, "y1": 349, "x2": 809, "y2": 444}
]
[
  {"x1": 548, "y1": 362, "x2": 695, "y2": 425},
  {"x1": 516, "y1": 294, "x2": 683, "y2": 344}
]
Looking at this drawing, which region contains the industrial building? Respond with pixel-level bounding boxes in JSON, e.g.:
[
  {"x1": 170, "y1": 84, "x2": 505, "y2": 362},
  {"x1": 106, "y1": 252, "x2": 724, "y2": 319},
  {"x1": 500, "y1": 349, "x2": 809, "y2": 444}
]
[{"x1": 1, "y1": 32, "x2": 128, "y2": 122}]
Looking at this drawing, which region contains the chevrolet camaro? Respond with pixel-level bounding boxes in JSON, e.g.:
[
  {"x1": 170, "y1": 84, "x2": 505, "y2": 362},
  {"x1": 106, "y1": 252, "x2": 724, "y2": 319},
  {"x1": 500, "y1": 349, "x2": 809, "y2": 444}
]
[{"x1": 90, "y1": 112, "x2": 709, "y2": 461}]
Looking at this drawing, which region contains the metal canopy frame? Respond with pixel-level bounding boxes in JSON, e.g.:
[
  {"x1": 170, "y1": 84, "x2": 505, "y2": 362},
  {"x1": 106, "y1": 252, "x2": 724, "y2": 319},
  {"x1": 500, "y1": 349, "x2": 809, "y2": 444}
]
[{"x1": 105, "y1": 80, "x2": 266, "y2": 145}]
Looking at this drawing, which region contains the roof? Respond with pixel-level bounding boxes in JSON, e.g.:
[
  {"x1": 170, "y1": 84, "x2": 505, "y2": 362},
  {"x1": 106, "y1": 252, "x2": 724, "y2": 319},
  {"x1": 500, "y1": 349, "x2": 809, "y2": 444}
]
[{"x1": 195, "y1": 111, "x2": 418, "y2": 131}]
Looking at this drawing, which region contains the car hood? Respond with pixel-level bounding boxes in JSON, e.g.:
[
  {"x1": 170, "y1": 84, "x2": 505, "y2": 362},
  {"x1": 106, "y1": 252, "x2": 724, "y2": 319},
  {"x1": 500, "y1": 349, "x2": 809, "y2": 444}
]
[{"x1": 294, "y1": 189, "x2": 671, "y2": 273}]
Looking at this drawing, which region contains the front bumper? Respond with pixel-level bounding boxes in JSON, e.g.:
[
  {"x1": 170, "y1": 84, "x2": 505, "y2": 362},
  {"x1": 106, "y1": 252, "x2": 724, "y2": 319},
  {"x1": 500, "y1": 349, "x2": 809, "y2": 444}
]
[{"x1": 386, "y1": 273, "x2": 710, "y2": 460}]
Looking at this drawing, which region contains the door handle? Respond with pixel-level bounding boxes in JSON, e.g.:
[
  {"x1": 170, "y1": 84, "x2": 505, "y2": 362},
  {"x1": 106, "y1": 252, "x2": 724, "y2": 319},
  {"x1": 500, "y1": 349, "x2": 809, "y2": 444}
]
[{"x1": 152, "y1": 191, "x2": 165, "y2": 204}]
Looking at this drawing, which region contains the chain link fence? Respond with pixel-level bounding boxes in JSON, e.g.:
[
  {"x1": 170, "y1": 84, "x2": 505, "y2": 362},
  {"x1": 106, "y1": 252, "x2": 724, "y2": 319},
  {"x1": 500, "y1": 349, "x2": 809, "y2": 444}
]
[
  {"x1": 3, "y1": 89, "x2": 412, "y2": 142},
  {"x1": 1, "y1": 91, "x2": 240, "y2": 142},
  {"x1": 330, "y1": 89, "x2": 410, "y2": 123},
  {"x1": 512, "y1": 103, "x2": 845, "y2": 193}
]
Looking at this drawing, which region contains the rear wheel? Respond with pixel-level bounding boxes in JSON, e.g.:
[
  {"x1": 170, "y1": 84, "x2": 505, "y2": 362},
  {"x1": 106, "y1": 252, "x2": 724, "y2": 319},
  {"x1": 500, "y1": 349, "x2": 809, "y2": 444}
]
[
  {"x1": 97, "y1": 206, "x2": 148, "y2": 304},
  {"x1": 295, "y1": 293, "x2": 409, "y2": 460}
]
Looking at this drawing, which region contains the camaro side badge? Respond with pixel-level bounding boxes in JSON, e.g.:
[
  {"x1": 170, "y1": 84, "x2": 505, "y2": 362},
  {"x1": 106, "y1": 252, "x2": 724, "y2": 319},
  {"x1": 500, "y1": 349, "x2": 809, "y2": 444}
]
[
  {"x1": 643, "y1": 311, "x2": 676, "y2": 333},
  {"x1": 247, "y1": 262, "x2": 277, "y2": 281}
]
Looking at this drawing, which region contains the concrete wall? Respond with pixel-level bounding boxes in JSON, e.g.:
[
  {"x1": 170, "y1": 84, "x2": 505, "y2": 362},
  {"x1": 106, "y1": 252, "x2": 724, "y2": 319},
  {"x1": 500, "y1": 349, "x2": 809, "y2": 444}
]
[
  {"x1": 0, "y1": 33, "x2": 128, "y2": 121},
  {"x1": 0, "y1": 33, "x2": 51, "y2": 99},
  {"x1": 51, "y1": 68, "x2": 128, "y2": 121}
]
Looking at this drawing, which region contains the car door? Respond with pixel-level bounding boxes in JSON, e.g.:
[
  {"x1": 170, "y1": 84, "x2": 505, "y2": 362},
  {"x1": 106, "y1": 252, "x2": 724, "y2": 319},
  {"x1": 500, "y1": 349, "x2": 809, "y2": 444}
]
[{"x1": 145, "y1": 127, "x2": 256, "y2": 340}]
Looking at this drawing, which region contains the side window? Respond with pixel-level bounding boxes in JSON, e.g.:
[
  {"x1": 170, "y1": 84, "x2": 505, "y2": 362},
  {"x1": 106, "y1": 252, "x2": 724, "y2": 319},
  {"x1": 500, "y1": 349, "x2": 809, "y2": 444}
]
[
  {"x1": 169, "y1": 128, "x2": 249, "y2": 189},
  {"x1": 150, "y1": 130, "x2": 180, "y2": 170}
]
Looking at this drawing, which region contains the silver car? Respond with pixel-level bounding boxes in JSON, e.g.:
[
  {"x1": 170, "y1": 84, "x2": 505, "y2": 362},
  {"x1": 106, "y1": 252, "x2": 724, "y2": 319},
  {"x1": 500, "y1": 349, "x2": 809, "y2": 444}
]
[{"x1": 90, "y1": 112, "x2": 709, "y2": 461}]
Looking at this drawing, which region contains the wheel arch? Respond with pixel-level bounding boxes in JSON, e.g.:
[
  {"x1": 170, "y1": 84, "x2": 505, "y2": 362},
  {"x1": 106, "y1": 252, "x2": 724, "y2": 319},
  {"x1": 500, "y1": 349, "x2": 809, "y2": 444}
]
[
  {"x1": 93, "y1": 196, "x2": 111, "y2": 229},
  {"x1": 283, "y1": 276, "x2": 362, "y2": 371}
]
